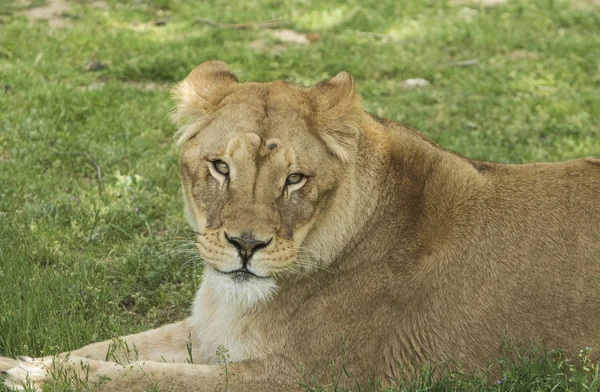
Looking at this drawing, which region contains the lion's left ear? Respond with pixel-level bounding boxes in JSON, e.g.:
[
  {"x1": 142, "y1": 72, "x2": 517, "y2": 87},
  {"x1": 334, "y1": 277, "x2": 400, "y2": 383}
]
[
  {"x1": 310, "y1": 72, "x2": 362, "y2": 162},
  {"x1": 171, "y1": 61, "x2": 238, "y2": 145}
]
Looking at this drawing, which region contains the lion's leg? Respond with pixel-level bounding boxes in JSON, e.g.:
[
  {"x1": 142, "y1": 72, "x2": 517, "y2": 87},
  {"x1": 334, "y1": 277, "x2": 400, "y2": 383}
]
[
  {"x1": 69, "y1": 318, "x2": 204, "y2": 364},
  {"x1": 4, "y1": 355, "x2": 296, "y2": 392}
]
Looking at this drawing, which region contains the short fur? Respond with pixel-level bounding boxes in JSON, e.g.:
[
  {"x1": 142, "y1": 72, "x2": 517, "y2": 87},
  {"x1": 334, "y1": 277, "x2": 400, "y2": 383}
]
[{"x1": 3, "y1": 61, "x2": 600, "y2": 391}]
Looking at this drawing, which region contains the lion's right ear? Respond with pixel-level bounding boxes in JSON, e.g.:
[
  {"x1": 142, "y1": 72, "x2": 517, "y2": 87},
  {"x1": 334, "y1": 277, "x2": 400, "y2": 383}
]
[{"x1": 171, "y1": 61, "x2": 238, "y2": 145}]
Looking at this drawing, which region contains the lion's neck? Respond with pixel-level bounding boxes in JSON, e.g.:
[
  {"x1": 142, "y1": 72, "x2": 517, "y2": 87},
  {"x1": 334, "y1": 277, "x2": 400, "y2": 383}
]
[
  {"x1": 298, "y1": 128, "x2": 385, "y2": 271},
  {"x1": 297, "y1": 116, "x2": 408, "y2": 274},
  {"x1": 333, "y1": 116, "x2": 485, "y2": 273},
  {"x1": 384, "y1": 120, "x2": 484, "y2": 266},
  {"x1": 299, "y1": 114, "x2": 485, "y2": 277}
]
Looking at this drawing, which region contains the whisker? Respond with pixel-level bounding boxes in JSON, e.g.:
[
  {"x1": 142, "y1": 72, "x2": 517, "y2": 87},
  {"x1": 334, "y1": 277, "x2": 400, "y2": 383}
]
[
  {"x1": 297, "y1": 246, "x2": 335, "y2": 258},
  {"x1": 287, "y1": 268, "x2": 320, "y2": 284},
  {"x1": 292, "y1": 258, "x2": 334, "y2": 274},
  {"x1": 179, "y1": 256, "x2": 204, "y2": 272},
  {"x1": 160, "y1": 250, "x2": 199, "y2": 259},
  {"x1": 157, "y1": 240, "x2": 198, "y2": 247},
  {"x1": 307, "y1": 262, "x2": 333, "y2": 272},
  {"x1": 157, "y1": 245, "x2": 200, "y2": 258},
  {"x1": 269, "y1": 264, "x2": 321, "y2": 284}
]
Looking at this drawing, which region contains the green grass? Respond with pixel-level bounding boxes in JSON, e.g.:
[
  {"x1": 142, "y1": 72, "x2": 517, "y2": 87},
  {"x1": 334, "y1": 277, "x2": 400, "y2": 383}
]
[
  {"x1": 301, "y1": 344, "x2": 600, "y2": 391},
  {"x1": 0, "y1": 0, "x2": 599, "y2": 390}
]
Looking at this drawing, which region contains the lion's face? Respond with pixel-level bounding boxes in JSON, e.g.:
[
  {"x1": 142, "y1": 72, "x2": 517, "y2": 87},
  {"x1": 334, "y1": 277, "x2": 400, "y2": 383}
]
[
  {"x1": 173, "y1": 62, "x2": 362, "y2": 298},
  {"x1": 179, "y1": 90, "x2": 338, "y2": 280}
]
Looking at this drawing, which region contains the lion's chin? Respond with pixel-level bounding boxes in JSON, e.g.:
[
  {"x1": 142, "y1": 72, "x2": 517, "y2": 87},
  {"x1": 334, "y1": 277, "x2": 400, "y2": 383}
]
[{"x1": 203, "y1": 266, "x2": 278, "y2": 309}]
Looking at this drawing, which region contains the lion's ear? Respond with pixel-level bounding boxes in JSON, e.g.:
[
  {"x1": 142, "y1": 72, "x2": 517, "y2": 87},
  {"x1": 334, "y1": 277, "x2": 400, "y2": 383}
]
[
  {"x1": 172, "y1": 61, "x2": 238, "y2": 145},
  {"x1": 310, "y1": 72, "x2": 362, "y2": 162}
]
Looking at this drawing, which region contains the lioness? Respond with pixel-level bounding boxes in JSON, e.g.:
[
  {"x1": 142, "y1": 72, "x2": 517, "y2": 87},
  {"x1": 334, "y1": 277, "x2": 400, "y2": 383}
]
[{"x1": 3, "y1": 61, "x2": 600, "y2": 391}]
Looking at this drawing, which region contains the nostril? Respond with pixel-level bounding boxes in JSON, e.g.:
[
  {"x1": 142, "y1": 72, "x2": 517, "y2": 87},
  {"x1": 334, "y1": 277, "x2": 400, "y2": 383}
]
[
  {"x1": 252, "y1": 238, "x2": 271, "y2": 252},
  {"x1": 224, "y1": 233, "x2": 272, "y2": 262},
  {"x1": 225, "y1": 232, "x2": 244, "y2": 252}
]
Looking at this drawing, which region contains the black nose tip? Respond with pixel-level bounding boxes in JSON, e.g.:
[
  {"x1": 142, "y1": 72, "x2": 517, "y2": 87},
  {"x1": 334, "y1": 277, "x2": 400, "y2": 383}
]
[{"x1": 225, "y1": 233, "x2": 270, "y2": 264}]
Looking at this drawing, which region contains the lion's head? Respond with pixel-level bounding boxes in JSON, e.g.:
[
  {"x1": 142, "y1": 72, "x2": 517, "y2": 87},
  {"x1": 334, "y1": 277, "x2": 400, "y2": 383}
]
[{"x1": 172, "y1": 61, "x2": 369, "y2": 306}]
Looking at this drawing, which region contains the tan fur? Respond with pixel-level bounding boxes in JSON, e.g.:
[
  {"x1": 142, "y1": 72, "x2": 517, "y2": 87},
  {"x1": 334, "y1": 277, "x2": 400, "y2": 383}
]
[{"x1": 3, "y1": 61, "x2": 600, "y2": 391}]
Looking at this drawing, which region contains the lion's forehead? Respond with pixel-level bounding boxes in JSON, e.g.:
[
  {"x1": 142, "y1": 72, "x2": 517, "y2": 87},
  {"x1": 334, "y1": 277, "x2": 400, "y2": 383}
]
[
  {"x1": 212, "y1": 106, "x2": 309, "y2": 140},
  {"x1": 224, "y1": 134, "x2": 287, "y2": 157},
  {"x1": 199, "y1": 110, "x2": 325, "y2": 168},
  {"x1": 184, "y1": 84, "x2": 334, "y2": 181},
  {"x1": 202, "y1": 106, "x2": 306, "y2": 153},
  {"x1": 224, "y1": 134, "x2": 298, "y2": 183},
  {"x1": 215, "y1": 83, "x2": 311, "y2": 134}
]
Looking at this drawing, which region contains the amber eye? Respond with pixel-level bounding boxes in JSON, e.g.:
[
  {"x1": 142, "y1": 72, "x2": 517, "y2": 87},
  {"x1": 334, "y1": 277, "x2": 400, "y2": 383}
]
[
  {"x1": 213, "y1": 160, "x2": 230, "y2": 175},
  {"x1": 286, "y1": 173, "x2": 304, "y2": 185}
]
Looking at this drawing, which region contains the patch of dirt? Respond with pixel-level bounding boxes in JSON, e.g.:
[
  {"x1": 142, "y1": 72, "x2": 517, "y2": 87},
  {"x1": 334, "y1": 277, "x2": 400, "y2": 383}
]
[
  {"x1": 248, "y1": 39, "x2": 288, "y2": 56},
  {"x1": 400, "y1": 78, "x2": 431, "y2": 89},
  {"x1": 89, "y1": 1, "x2": 109, "y2": 9},
  {"x1": 152, "y1": 18, "x2": 168, "y2": 26},
  {"x1": 124, "y1": 81, "x2": 170, "y2": 90},
  {"x1": 77, "y1": 82, "x2": 105, "y2": 92},
  {"x1": 19, "y1": 0, "x2": 69, "y2": 28},
  {"x1": 508, "y1": 50, "x2": 539, "y2": 59},
  {"x1": 272, "y1": 29, "x2": 319, "y2": 45},
  {"x1": 248, "y1": 30, "x2": 319, "y2": 56},
  {"x1": 569, "y1": 0, "x2": 600, "y2": 9},
  {"x1": 77, "y1": 81, "x2": 171, "y2": 92},
  {"x1": 450, "y1": 0, "x2": 509, "y2": 7},
  {"x1": 84, "y1": 60, "x2": 108, "y2": 72}
]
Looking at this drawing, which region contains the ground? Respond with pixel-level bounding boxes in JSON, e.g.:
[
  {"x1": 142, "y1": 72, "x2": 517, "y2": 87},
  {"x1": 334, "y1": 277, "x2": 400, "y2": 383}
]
[{"x1": 0, "y1": 0, "x2": 599, "y2": 390}]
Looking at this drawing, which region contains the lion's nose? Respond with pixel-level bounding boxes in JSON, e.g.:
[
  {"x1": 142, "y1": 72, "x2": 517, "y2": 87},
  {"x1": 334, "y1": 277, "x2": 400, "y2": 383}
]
[{"x1": 225, "y1": 233, "x2": 271, "y2": 265}]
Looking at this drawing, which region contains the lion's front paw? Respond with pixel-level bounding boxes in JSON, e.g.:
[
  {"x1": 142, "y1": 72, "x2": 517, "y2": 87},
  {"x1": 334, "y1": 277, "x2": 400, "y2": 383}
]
[
  {"x1": 2, "y1": 356, "x2": 52, "y2": 391},
  {"x1": 0, "y1": 357, "x2": 17, "y2": 372}
]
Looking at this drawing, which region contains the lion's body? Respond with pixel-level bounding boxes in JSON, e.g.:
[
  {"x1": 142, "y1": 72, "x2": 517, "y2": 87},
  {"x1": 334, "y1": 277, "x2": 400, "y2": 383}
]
[
  {"x1": 3, "y1": 62, "x2": 600, "y2": 391},
  {"x1": 191, "y1": 114, "x2": 600, "y2": 381}
]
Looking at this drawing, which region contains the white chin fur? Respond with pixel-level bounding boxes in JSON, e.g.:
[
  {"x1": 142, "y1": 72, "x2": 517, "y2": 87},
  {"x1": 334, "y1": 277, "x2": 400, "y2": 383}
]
[
  {"x1": 200, "y1": 266, "x2": 278, "y2": 309},
  {"x1": 190, "y1": 266, "x2": 277, "y2": 363}
]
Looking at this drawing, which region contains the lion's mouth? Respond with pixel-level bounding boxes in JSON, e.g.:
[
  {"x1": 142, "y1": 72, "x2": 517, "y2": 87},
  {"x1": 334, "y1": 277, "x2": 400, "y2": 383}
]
[{"x1": 217, "y1": 267, "x2": 268, "y2": 282}]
